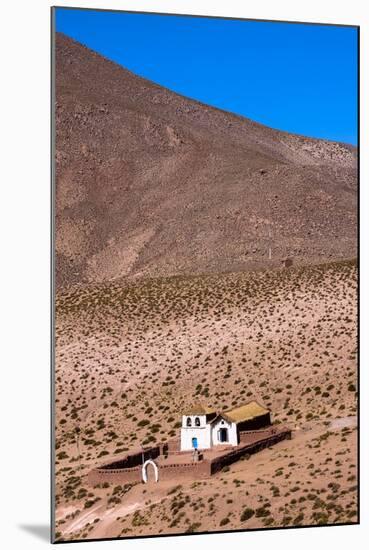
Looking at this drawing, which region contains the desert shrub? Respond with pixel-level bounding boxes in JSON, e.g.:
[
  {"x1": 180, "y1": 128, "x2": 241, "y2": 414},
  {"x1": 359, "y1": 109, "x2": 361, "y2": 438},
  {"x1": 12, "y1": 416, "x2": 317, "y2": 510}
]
[
  {"x1": 240, "y1": 508, "x2": 254, "y2": 522},
  {"x1": 57, "y1": 451, "x2": 69, "y2": 460},
  {"x1": 137, "y1": 419, "x2": 149, "y2": 427},
  {"x1": 167, "y1": 485, "x2": 182, "y2": 495},
  {"x1": 186, "y1": 522, "x2": 201, "y2": 533},
  {"x1": 84, "y1": 499, "x2": 95, "y2": 509},
  {"x1": 108, "y1": 496, "x2": 121, "y2": 505},
  {"x1": 293, "y1": 513, "x2": 304, "y2": 525},
  {"x1": 97, "y1": 450, "x2": 109, "y2": 458},
  {"x1": 255, "y1": 506, "x2": 271, "y2": 518}
]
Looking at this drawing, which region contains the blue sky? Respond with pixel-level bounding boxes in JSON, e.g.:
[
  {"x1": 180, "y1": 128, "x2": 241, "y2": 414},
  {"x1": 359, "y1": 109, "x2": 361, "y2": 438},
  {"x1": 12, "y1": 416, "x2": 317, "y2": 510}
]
[{"x1": 55, "y1": 8, "x2": 358, "y2": 145}]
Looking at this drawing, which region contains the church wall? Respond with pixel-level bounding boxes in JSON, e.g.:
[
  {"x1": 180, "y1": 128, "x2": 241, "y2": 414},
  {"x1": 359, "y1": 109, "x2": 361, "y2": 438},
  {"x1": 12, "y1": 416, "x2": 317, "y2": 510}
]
[
  {"x1": 181, "y1": 414, "x2": 207, "y2": 428},
  {"x1": 180, "y1": 422, "x2": 211, "y2": 451},
  {"x1": 210, "y1": 417, "x2": 238, "y2": 446}
]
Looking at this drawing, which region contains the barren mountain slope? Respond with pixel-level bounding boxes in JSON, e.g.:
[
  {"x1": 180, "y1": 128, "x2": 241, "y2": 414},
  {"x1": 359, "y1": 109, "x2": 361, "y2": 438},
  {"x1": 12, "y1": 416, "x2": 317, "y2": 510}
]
[
  {"x1": 55, "y1": 33, "x2": 357, "y2": 289},
  {"x1": 54, "y1": 260, "x2": 357, "y2": 539}
]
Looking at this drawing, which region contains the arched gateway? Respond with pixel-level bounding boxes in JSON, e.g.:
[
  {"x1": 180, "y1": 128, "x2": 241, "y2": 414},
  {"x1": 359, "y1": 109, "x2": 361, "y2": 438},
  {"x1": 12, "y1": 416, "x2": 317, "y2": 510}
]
[{"x1": 142, "y1": 459, "x2": 159, "y2": 483}]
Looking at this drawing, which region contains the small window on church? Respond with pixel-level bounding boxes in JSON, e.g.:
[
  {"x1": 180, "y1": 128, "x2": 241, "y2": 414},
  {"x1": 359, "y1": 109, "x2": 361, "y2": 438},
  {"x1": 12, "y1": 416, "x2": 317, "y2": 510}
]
[
  {"x1": 186, "y1": 417, "x2": 192, "y2": 427},
  {"x1": 195, "y1": 417, "x2": 201, "y2": 426}
]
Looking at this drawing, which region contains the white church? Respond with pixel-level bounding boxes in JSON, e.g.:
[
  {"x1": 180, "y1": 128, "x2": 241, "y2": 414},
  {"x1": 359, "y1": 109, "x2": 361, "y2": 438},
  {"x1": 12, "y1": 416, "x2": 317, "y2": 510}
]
[{"x1": 180, "y1": 401, "x2": 271, "y2": 452}]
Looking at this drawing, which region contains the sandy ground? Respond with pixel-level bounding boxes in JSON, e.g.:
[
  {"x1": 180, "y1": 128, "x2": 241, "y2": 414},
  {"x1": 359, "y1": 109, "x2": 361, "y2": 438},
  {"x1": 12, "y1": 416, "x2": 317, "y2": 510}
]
[{"x1": 54, "y1": 260, "x2": 357, "y2": 540}]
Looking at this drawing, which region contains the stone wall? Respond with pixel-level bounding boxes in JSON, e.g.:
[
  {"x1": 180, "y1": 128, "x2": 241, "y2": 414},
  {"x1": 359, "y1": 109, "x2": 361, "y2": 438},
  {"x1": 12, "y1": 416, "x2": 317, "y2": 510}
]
[
  {"x1": 87, "y1": 465, "x2": 142, "y2": 485},
  {"x1": 99, "y1": 445, "x2": 160, "y2": 470},
  {"x1": 88, "y1": 458, "x2": 211, "y2": 486},
  {"x1": 87, "y1": 427, "x2": 292, "y2": 486},
  {"x1": 210, "y1": 429, "x2": 291, "y2": 475},
  {"x1": 158, "y1": 460, "x2": 210, "y2": 480},
  {"x1": 239, "y1": 427, "x2": 277, "y2": 443},
  {"x1": 166, "y1": 438, "x2": 180, "y2": 453}
]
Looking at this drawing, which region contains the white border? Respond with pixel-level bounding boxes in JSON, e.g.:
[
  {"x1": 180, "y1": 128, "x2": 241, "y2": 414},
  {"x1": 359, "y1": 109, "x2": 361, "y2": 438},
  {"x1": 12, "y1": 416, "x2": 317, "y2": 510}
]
[{"x1": 1, "y1": 1, "x2": 367, "y2": 549}]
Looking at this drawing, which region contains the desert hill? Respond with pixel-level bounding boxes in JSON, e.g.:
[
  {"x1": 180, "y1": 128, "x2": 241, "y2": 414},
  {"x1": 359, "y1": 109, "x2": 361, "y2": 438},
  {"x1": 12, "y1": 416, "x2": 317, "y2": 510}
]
[{"x1": 55, "y1": 33, "x2": 357, "y2": 289}]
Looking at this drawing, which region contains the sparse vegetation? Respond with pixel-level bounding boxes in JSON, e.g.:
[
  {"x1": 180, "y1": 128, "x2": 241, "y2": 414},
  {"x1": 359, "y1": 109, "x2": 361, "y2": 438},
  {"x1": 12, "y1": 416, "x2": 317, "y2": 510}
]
[{"x1": 55, "y1": 260, "x2": 357, "y2": 540}]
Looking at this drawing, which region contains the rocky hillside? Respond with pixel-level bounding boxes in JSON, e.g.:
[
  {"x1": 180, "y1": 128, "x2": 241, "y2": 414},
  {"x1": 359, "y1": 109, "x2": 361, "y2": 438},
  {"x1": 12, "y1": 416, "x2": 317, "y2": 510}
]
[{"x1": 55, "y1": 33, "x2": 357, "y2": 289}]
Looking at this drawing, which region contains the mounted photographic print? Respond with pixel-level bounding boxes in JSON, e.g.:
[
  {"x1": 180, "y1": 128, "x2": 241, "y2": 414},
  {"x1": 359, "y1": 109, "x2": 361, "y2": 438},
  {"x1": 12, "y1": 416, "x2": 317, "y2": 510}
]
[{"x1": 51, "y1": 6, "x2": 359, "y2": 543}]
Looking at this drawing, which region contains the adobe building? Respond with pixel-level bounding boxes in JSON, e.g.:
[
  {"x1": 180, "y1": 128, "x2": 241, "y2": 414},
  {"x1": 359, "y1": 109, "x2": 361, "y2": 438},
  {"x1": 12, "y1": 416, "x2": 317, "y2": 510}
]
[
  {"x1": 180, "y1": 401, "x2": 271, "y2": 451},
  {"x1": 88, "y1": 400, "x2": 290, "y2": 487}
]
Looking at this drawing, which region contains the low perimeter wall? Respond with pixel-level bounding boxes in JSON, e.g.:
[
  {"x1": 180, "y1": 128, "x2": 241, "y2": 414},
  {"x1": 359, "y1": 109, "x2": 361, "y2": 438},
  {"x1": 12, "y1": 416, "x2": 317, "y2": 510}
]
[
  {"x1": 88, "y1": 459, "x2": 211, "y2": 486},
  {"x1": 210, "y1": 429, "x2": 291, "y2": 475},
  {"x1": 88, "y1": 428, "x2": 291, "y2": 486},
  {"x1": 88, "y1": 465, "x2": 142, "y2": 485}
]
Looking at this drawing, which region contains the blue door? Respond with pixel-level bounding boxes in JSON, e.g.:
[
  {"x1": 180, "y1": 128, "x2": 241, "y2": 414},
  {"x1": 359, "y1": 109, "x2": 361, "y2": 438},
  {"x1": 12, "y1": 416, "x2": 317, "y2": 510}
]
[{"x1": 192, "y1": 437, "x2": 198, "y2": 449}]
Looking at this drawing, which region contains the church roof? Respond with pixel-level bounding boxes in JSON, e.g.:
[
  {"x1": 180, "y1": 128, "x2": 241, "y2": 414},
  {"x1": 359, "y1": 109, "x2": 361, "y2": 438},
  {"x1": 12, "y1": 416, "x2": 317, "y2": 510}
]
[
  {"x1": 222, "y1": 401, "x2": 269, "y2": 424},
  {"x1": 184, "y1": 404, "x2": 216, "y2": 416}
]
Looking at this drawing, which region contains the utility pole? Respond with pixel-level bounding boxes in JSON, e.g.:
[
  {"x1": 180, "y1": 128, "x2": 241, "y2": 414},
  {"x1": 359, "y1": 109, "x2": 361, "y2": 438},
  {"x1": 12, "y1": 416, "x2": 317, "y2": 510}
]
[{"x1": 75, "y1": 426, "x2": 82, "y2": 473}]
